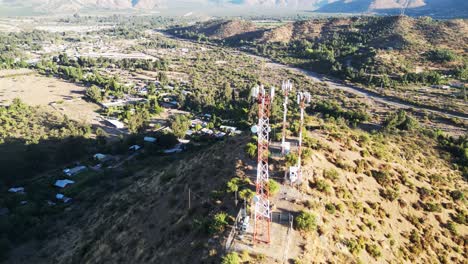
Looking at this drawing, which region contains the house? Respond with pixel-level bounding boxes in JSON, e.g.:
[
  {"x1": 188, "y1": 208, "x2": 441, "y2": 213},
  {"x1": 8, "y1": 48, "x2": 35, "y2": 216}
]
[
  {"x1": 185, "y1": 129, "x2": 194, "y2": 136},
  {"x1": 54, "y1": 179, "x2": 75, "y2": 188},
  {"x1": 63, "y1": 166, "x2": 87, "y2": 177},
  {"x1": 220, "y1": 125, "x2": 237, "y2": 133},
  {"x1": 178, "y1": 139, "x2": 190, "y2": 144},
  {"x1": 164, "y1": 143, "x2": 184, "y2": 154},
  {"x1": 432, "y1": 85, "x2": 450, "y2": 90},
  {"x1": 93, "y1": 153, "x2": 107, "y2": 160},
  {"x1": 202, "y1": 114, "x2": 212, "y2": 120},
  {"x1": 144, "y1": 136, "x2": 157, "y2": 143},
  {"x1": 129, "y1": 145, "x2": 141, "y2": 151},
  {"x1": 215, "y1": 132, "x2": 226, "y2": 139},
  {"x1": 8, "y1": 187, "x2": 25, "y2": 193},
  {"x1": 191, "y1": 119, "x2": 207, "y2": 128},
  {"x1": 201, "y1": 128, "x2": 214, "y2": 135},
  {"x1": 56, "y1": 193, "x2": 72, "y2": 203},
  {"x1": 106, "y1": 119, "x2": 125, "y2": 129},
  {"x1": 450, "y1": 82, "x2": 466, "y2": 89}
]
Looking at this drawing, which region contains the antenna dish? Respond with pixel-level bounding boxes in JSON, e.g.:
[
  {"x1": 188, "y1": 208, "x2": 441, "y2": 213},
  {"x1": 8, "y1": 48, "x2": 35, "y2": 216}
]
[
  {"x1": 250, "y1": 85, "x2": 259, "y2": 98},
  {"x1": 251, "y1": 125, "x2": 258, "y2": 134},
  {"x1": 253, "y1": 195, "x2": 260, "y2": 203}
]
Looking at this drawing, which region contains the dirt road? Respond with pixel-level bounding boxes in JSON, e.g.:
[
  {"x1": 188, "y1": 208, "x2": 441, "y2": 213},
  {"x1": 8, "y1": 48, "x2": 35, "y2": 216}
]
[{"x1": 159, "y1": 31, "x2": 468, "y2": 121}]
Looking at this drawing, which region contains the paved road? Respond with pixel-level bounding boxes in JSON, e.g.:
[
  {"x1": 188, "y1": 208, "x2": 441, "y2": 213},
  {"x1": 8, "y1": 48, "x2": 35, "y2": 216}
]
[
  {"x1": 245, "y1": 53, "x2": 468, "y2": 121},
  {"x1": 159, "y1": 31, "x2": 468, "y2": 121}
]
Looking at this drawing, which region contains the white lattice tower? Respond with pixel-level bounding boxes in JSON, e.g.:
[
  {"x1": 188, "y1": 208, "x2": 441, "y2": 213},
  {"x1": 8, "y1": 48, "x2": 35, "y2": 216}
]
[
  {"x1": 289, "y1": 91, "x2": 311, "y2": 183},
  {"x1": 281, "y1": 80, "x2": 293, "y2": 155},
  {"x1": 251, "y1": 84, "x2": 275, "y2": 244}
]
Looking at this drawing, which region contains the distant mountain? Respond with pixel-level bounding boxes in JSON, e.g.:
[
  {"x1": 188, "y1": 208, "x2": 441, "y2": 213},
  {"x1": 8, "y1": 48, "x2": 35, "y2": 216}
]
[
  {"x1": 0, "y1": 0, "x2": 466, "y2": 16},
  {"x1": 316, "y1": 0, "x2": 468, "y2": 18},
  {"x1": 0, "y1": 0, "x2": 163, "y2": 12},
  {"x1": 0, "y1": 0, "x2": 330, "y2": 12}
]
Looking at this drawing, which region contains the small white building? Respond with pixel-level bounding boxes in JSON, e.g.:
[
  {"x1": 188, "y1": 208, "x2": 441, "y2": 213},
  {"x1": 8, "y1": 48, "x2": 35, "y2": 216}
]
[
  {"x1": 56, "y1": 193, "x2": 72, "y2": 203},
  {"x1": 93, "y1": 153, "x2": 107, "y2": 160},
  {"x1": 144, "y1": 136, "x2": 157, "y2": 143},
  {"x1": 106, "y1": 119, "x2": 125, "y2": 129},
  {"x1": 8, "y1": 187, "x2": 25, "y2": 194},
  {"x1": 201, "y1": 128, "x2": 214, "y2": 135},
  {"x1": 129, "y1": 145, "x2": 141, "y2": 151},
  {"x1": 63, "y1": 166, "x2": 87, "y2": 177},
  {"x1": 220, "y1": 125, "x2": 237, "y2": 133},
  {"x1": 54, "y1": 179, "x2": 75, "y2": 188},
  {"x1": 164, "y1": 143, "x2": 183, "y2": 154},
  {"x1": 215, "y1": 132, "x2": 226, "y2": 138}
]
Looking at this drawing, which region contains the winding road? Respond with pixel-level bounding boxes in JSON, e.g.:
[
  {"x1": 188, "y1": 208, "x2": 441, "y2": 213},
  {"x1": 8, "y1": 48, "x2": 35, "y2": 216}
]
[{"x1": 158, "y1": 31, "x2": 468, "y2": 121}]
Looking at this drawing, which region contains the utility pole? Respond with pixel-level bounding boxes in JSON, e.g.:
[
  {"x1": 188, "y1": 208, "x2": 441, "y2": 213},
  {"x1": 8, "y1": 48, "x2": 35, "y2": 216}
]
[
  {"x1": 188, "y1": 188, "x2": 191, "y2": 209},
  {"x1": 281, "y1": 80, "x2": 293, "y2": 155},
  {"x1": 250, "y1": 84, "x2": 275, "y2": 244}
]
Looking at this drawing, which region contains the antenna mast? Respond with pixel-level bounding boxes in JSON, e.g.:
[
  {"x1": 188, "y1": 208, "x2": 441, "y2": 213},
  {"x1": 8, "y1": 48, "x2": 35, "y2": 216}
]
[
  {"x1": 251, "y1": 84, "x2": 275, "y2": 244},
  {"x1": 289, "y1": 91, "x2": 310, "y2": 184},
  {"x1": 281, "y1": 80, "x2": 293, "y2": 155}
]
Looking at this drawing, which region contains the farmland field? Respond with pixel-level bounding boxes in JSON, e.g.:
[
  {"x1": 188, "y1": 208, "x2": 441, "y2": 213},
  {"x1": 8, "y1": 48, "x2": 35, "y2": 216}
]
[{"x1": 0, "y1": 70, "x2": 101, "y2": 125}]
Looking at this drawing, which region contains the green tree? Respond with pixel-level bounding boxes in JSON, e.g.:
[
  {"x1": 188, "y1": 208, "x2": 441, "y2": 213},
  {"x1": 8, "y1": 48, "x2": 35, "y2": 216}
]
[
  {"x1": 85, "y1": 85, "x2": 103, "y2": 103},
  {"x1": 209, "y1": 212, "x2": 229, "y2": 234},
  {"x1": 223, "y1": 82, "x2": 232, "y2": 101},
  {"x1": 269, "y1": 179, "x2": 280, "y2": 195},
  {"x1": 127, "y1": 107, "x2": 150, "y2": 133},
  {"x1": 171, "y1": 115, "x2": 190, "y2": 138},
  {"x1": 239, "y1": 189, "x2": 255, "y2": 202},
  {"x1": 245, "y1": 142, "x2": 257, "y2": 159}
]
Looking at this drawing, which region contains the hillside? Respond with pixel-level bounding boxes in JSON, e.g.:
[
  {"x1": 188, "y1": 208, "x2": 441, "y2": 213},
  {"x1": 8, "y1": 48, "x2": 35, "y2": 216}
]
[
  {"x1": 7, "y1": 136, "x2": 249, "y2": 263},
  {"x1": 316, "y1": 0, "x2": 468, "y2": 18},
  {"x1": 5, "y1": 114, "x2": 467, "y2": 263},
  {"x1": 169, "y1": 16, "x2": 468, "y2": 115}
]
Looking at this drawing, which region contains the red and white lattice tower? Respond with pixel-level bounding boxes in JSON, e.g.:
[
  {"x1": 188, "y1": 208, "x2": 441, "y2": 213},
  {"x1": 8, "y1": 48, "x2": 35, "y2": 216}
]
[
  {"x1": 289, "y1": 91, "x2": 311, "y2": 184},
  {"x1": 251, "y1": 84, "x2": 275, "y2": 244},
  {"x1": 281, "y1": 80, "x2": 293, "y2": 155}
]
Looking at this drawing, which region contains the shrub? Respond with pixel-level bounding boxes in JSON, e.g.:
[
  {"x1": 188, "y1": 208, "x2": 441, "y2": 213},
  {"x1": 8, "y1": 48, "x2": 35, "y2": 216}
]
[
  {"x1": 371, "y1": 170, "x2": 391, "y2": 187},
  {"x1": 209, "y1": 212, "x2": 229, "y2": 234},
  {"x1": 426, "y1": 49, "x2": 457, "y2": 63},
  {"x1": 285, "y1": 153, "x2": 298, "y2": 167},
  {"x1": 423, "y1": 202, "x2": 442, "y2": 212},
  {"x1": 268, "y1": 179, "x2": 280, "y2": 195},
  {"x1": 380, "y1": 188, "x2": 399, "y2": 201},
  {"x1": 85, "y1": 85, "x2": 103, "y2": 103},
  {"x1": 445, "y1": 221, "x2": 458, "y2": 235},
  {"x1": 450, "y1": 190, "x2": 464, "y2": 201},
  {"x1": 365, "y1": 243, "x2": 382, "y2": 258},
  {"x1": 452, "y1": 210, "x2": 467, "y2": 225},
  {"x1": 239, "y1": 189, "x2": 255, "y2": 202},
  {"x1": 325, "y1": 203, "x2": 336, "y2": 214},
  {"x1": 222, "y1": 252, "x2": 240, "y2": 264},
  {"x1": 245, "y1": 142, "x2": 257, "y2": 159},
  {"x1": 408, "y1": 229, "x2": 423, "y2": 255},
  {"x1": 323, "y1": 168, "x2": 339, "y2": 181},
  {"x1": 226, "y1": 177, "x2": 245, "y2": 193},
  {"x1": 312, "y1": 179, "x2": 331, "y2": 194},
  {"x1": 383, "y1": 110, "x2": 419, "y2": 131},
  {"x1": 295, "y1": 211, "x2": 317, "y2": 232},
  {"x1": 345, "y1": 237, "x2": 365, "y2": 255}
]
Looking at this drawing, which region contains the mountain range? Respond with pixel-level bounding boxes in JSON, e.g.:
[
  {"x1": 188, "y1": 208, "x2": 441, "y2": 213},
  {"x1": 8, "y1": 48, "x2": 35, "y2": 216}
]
[{"x1": 0, "y1": 0, "x2": 466, "y2": 17}]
